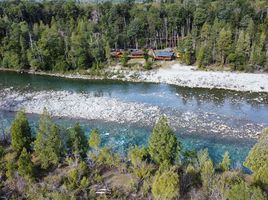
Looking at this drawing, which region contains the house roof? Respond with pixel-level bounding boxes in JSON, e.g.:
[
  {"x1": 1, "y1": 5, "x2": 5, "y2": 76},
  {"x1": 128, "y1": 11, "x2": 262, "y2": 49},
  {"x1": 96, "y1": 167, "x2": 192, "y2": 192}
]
[
  {"x1": 131, "y1": 50, "x2": 144, "y2": 55},
  {"x1": 156, "y1": 51, "x2": 175, "y2": 57}
]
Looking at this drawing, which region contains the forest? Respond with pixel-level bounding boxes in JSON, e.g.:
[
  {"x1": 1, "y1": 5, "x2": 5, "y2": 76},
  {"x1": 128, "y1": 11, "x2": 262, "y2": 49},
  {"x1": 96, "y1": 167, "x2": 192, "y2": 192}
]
[
  {"x1": 0, "y1": 110, "x2": 267, "y2": 199},
  {"x1": 0, "y1": 0, "x2": 268, "y2": 72}
]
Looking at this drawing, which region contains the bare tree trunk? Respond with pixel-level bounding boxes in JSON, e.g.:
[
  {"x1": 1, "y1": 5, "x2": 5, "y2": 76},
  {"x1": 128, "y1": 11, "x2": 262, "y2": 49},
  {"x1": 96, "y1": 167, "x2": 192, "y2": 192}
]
[
  {"x1": 165, "y1": 18, "x2": 168, "y2": 48},
  {"x1": 29, "y1": 32, "x2": 33, "y2": 49}
]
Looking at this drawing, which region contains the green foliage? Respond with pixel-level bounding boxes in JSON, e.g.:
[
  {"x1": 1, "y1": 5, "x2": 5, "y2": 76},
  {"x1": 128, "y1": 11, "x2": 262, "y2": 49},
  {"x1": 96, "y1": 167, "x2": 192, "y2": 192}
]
[
  {"x1": 217, "y1": 28, "x2": 232, "y2": 65},
  {"x1": 201, "y1": 159, "x2": 214, "y2": 195},
  {"x1": 244, "y1": 128, "x2": 268, "y2": 185},
  {"x1": 197, "y1": 148, "x2": 210, "y2": 170},
  {"x1": 220, "y1": 151, "x2": 231, "y2": 172},
  {"x1": 5, "y1": 160, "x2": 16, "y2": 180},
  {"x1": 143, "y1": 49, "x2": 149, "y2": 62},
  {"x1": 4, "y1": 151, "x2": 17, "y2": 180},
  {"x1": 133, "y1": 161, "x2": 155, "y2": 180},
  {"x1": 90, "y1": 146, "x2": 121, "y2": 168},
  {"x1": 193, "y1": 8, "x2": 207, "y2": 27},
  {"x1": 88, "y1": 128, "x2": 101, "y2": 150},
  {"x1": 1, "y1": 110, "x2": 268, "y2": 198},
  {"x1": 10, "y1": 111, "x2": 32, "y2": 153},
  {"x1": 67, "y1": 123, "x2": 88, "y2": 159},
  {"x1": 128, "y1": 146, "x2": 149, "y2": 167},
  {"x1": 178, "y1": 36, "x2": 193, "y2": 65},
  {"x1": 148, "y1": 117, "x2": 180, "y2": 165},
  {"x1": 18, "y1": 147, "x2": 34, "y2": 180},
  {"x1": 227, "y1": 181, "x2": 266, "y2": 200},
  {"x1": 0, "y1": 145, "x2": 4, "y2": 160},
  {"x1": 211, "y1": 171, "x2": 243, "y2": 199},
  {"x1": 144, "y1": 61, "x2": 153, "y2": 70},
  {"x1": 34, "y1": 109, "x2": 64, "y2": 169},
  {"x1": 233, "y1": 30, "x2": 251, "y2": 70},
  {"x1": 128, "y1": 146, "x2": 154, "y2": 179},
  {"x1": 197, "y1": 46, "x2": 205, "y2": 68},
  {"x1": 120, "y1": 52, "x2": 129, "y2": 67},
  {"x1": 152, "y1": 169, "x2": 180, "y2": 200},
  {"x1": 0, "y1": 1, "x2": 267, "y2": 71},
  {"x1": 64, "y1": 161, "x2": 90, "y2": 191}
]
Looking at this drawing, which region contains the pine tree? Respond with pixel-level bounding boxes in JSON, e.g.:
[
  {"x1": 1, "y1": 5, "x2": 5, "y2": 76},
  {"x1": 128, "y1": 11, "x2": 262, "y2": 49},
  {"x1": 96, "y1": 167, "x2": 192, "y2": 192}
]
[
  {"x1": 250, "y1": 32, "x2": 266, "y2": 67},
  {"x1": 234, "y1": 30, "x2": 251, "y2": 69},
  {"x1": 220, "y1": 151, "x2": 231, "y2": 171},
  {"x1": 68, "y1": 123, "x2": 88, "y2": 160},
  {"x1": 148, "y1": 117, "x2": 180, "y2": 165},
  {"x1": 197, "y1": 45, "x2": 205, "y2": 68},
  {"x1": 217, "y1": 28, "x2": 232, "y2": 66},
  {"x1": 244, "y1": 128, "x2": 268, "y2": 185},
  {"x1": 10, "y1": 111, "x2": 32, "y2": 153},
  {"x1": 18, "y1": 148, "x2": 34, "y2": 180},
  {"x1": 201, "y1": 159, "x2": 214, "y2": 195},
  {"x1": 34, "y1": 109, "x2": 64, "y2": 169},
  {"x1": 88, "y1": 128, "x2": 101, "y2": 150}
]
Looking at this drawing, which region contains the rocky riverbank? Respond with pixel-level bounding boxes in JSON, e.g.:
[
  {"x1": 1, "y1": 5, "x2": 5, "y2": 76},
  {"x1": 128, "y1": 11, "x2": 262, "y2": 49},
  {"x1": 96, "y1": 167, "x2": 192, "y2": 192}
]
[{"x1": 0, "y1": 88, "x2": 265, "y2": 139}]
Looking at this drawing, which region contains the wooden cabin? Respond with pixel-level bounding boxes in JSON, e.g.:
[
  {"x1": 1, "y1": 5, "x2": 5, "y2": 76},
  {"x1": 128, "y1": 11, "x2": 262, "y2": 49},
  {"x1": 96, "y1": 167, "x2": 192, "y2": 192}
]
[
  {"x1": 129, "y1": 49, "x2": 145, "y2": 59},
  {"x1": 111, "y1": 50, "x2": 123, "y2": 58},
  {"x1": 111, "y1": 49, "x2": 146, "y2": 59},
  {"x1": 153, "y1": 51, "x2": 175, "y2": 61}
]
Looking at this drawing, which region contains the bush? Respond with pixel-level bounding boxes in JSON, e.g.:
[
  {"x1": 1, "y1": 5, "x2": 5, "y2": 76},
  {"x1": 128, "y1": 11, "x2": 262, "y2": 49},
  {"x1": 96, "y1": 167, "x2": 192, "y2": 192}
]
[
  {"x1": 128, "y1": 146, "x2": 149, "y2": 167},
  {"x1": 93, "y1": 147, "x2": 121, "y2": 167},
  {"x1": 152, "y1": 169, "x2": 180, "y2": 200},
  {"x1": 120, "y1": 52, "x2": 129, "y2": 67},
  {"x1": 18, "y1": 148, "x2": 34, "y2": 180},
  {"x1": 227, "y1": 181, "x2": 266, "y2": 200},
  {"x1": 64, "y1": 161, "x2": 90, "y2": 191},
  {"x1": 144, "y1": 61, "x2": 153, "y2": 70}
]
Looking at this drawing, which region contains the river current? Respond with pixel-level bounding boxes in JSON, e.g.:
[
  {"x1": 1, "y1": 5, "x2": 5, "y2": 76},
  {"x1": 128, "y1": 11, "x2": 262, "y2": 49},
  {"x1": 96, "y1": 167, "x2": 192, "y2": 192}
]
[{"x1": 0, "y1": 71, "x2": 267, "y2": 167}]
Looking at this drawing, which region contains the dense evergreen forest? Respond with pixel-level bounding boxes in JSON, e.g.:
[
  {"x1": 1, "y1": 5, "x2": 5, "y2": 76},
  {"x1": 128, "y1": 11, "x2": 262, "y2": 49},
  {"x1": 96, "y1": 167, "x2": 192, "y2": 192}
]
[
  {"x1": 0, "y1": 0, "x2": 268, "y2": 72},
  {"x1": 0, "y1": 110, "x2": 267, "y2": 199}
]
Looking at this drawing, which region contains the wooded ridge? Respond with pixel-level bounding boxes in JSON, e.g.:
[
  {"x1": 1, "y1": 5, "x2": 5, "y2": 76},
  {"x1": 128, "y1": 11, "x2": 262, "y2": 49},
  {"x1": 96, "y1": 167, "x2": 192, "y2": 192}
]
[{"x1": 0, "y1": 0, "x2": 268, "y2": 72}]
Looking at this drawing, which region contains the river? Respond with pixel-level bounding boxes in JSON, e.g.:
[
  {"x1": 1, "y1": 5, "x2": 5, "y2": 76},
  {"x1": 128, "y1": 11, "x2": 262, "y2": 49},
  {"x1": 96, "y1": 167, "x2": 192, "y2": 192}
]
[{"x1": 0, "y1": 71, "x2": 267, "y2": 167}]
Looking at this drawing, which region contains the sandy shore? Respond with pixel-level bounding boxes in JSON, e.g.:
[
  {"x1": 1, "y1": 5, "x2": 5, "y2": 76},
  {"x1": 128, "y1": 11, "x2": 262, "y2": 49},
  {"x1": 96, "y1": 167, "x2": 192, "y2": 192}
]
[{"x1": 0, "y1": 89, "x2": 265, "y2": 139}]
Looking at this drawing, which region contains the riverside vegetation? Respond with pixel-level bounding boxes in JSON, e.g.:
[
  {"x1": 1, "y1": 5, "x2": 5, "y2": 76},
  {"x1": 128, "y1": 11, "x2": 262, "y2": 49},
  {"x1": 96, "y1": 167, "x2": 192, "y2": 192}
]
[
  {"x1": 0, "y1": 0, "x2": 268, "y2": 72},
  {"x1": 0, "y1": 110, "x2": 267, "y2": 199}
]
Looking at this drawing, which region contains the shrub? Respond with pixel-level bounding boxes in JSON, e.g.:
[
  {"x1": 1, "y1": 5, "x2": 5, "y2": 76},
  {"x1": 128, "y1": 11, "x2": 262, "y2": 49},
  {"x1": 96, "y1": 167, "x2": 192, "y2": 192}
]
[
  {"x1": 18, "y1": 148, "x2": 34, "y2": 180},
  {"x1": 152, "y1": 169, "x2": 180, "y2": 200},
  {"x1": 227, "y1": 181, "x2": 266, "y2": 200}
]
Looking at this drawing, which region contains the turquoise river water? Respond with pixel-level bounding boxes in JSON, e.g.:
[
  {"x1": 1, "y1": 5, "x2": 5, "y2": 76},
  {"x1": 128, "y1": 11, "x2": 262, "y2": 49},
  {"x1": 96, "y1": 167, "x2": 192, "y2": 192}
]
[{"x1": 0, "y1": 71, "x2": 267, "y2": 167}]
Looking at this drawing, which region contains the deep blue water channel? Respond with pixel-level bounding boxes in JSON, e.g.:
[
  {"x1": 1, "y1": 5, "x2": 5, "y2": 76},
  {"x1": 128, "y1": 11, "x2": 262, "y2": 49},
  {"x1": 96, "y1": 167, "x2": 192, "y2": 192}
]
[{"x1": 0, "y1": 71, "x2": 268, "y2": 167}]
